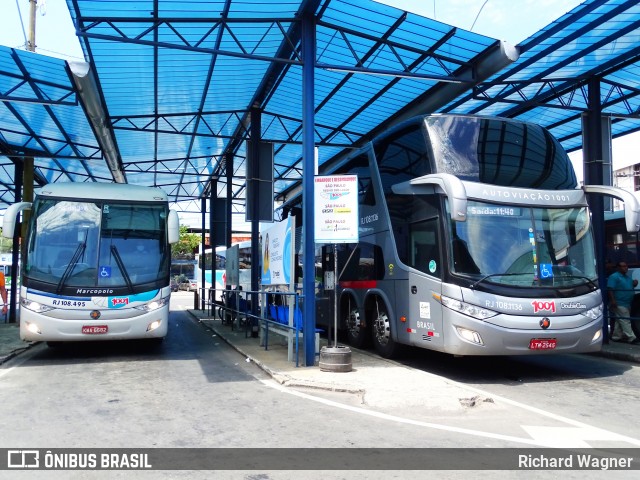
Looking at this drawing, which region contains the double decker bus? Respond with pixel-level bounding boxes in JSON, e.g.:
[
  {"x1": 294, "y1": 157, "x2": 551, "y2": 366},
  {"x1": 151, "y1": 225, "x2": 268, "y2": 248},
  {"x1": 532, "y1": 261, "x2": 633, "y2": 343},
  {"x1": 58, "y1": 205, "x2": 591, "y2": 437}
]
[
  {"x1": 2, "y1": 183, "x2": 180, "y2": 344},
  {"x1": 291, "y1": 114, "x2": 639, "y2": 357}
]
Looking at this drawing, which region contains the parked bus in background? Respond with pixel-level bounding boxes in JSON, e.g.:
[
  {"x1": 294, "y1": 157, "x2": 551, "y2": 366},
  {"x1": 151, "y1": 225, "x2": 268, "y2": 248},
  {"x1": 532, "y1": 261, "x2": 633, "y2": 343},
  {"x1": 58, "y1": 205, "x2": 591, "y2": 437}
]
[
  {"x1": 605, "y1": 209, "x2": 640, "y2": 275},
  {"x1": 604, "y1": 208, "x2": 640, "y2": 338},
  {"x1": 285, "y1": 114, "x2": 639, "y2": 358},
  {"x1": 171, "y1": 254, "x2": 198, "y2": 291},
  {"x1": 197, "y1": 241, "x2": 252, "y2": 300},
  {"x1": 2, "y1": 183, "x2": 180, "y2": 344}
]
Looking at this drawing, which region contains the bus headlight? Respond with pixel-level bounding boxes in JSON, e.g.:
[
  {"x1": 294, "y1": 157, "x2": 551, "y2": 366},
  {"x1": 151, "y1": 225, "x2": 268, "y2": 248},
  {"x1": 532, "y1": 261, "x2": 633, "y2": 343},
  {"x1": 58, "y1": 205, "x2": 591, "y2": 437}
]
[
  {"x1": 455, "y1": 326, "x2": 484, "y2": 345},
  {"x1": 21, "y1": 298, "x2": 54, "y2": 313},
  {"x1": 440, "y1": 295, "x2": 497, "y2": 320},
  {"x1": 583, "y1": 304, "x2": 603, "y2": 320},
  {"x1": 591, "y1": 329, "x2": 602, "y2": 343},
  {"x1": 25, "y1": 321, "x2": 42, "y2": 335},
  {"x1": 147, "y1": 320, "x2": 162, "y2": 332},
  {"x1": 134, "y1": 296, "x2": 169, "y2": 313}
]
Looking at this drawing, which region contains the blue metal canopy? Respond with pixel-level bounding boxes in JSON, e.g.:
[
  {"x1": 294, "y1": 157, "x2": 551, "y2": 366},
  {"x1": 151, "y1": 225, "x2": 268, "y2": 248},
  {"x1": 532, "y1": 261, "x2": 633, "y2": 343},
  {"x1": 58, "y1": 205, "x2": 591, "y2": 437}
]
[
  {"x1": 0, "y1": 0, "x2": 639, "y2": 222},
  {"x1": 441, "y1": 0, "x2": 640, "y2": 153}
]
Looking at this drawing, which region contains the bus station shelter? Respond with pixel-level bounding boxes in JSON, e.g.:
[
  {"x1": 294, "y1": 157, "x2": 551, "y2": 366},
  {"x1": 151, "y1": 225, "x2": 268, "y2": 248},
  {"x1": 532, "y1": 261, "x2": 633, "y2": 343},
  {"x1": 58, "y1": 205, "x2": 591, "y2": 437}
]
[{"x1": 0, "y1": 0, "x2": 639, "y2": 365}]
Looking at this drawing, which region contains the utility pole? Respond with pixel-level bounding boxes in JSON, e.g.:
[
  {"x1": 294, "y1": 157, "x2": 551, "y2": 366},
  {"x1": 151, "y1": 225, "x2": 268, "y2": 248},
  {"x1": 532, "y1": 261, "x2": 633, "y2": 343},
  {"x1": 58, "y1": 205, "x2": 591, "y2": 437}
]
[
  {"x1": 21, "y1": 0, "x2": 36, "y2": 270},
  {"x1": 28, "y1": 0, "x2": 37, "y2": 52}
]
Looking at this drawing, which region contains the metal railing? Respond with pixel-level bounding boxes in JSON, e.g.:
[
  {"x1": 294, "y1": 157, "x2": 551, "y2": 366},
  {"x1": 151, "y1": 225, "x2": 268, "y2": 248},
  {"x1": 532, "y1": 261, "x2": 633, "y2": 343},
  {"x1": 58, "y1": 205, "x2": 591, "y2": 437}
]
[{"x1": 196, "y1": 287, "x2": 310, "y2": 366}]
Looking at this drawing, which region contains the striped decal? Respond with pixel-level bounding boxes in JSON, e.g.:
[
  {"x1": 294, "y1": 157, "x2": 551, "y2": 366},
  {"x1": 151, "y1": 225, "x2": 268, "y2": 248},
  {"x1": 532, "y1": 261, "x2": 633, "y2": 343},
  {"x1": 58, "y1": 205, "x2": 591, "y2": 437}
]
[{"x1": 340, "y1": 280, "x2": 377, "y2": 289}]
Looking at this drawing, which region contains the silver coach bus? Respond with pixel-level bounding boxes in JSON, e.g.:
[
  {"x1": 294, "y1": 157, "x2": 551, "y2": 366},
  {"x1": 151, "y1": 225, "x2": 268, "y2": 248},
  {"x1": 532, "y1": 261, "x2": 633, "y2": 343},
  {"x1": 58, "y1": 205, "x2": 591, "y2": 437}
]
[
  {"x1": 301, "y1": 114, "x2": 639, "y2": 357},
  {"x1": 2, "y1": 183, "x2": 180, "y2": 344}
]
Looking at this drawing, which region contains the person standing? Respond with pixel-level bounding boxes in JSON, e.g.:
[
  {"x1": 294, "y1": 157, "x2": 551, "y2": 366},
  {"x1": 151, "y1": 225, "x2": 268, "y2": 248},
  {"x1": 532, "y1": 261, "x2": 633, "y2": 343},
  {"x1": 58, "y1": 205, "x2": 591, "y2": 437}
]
[
  {"x1": 0, "y1": 271, "x2": 8, "y2": 318},
  {"x1": 607, "y1": 262, "x2": 640, "y2": 344}
]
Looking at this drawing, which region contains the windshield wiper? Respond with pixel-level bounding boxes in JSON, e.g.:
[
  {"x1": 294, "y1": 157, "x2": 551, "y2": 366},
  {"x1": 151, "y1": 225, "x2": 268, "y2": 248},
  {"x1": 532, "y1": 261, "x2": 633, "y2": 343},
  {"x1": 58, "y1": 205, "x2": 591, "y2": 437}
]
[
  {"x1": 551, "y1": 273, "x2": 598, "y2": 290},
  {"x1": 111, "y1": 245, "x2": 134, "y2": 293},
  {"x1": 56, "y1": 242, "x2": 86, "y2": 294},
  {"x1": 469, "y1": 272, "x2": 532, "y2": 289}
]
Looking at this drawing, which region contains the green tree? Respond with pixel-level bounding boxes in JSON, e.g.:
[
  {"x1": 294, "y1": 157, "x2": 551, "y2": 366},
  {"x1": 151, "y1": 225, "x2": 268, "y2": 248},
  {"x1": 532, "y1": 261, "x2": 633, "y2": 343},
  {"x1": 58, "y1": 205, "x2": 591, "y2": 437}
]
[
  {"x1": 172, "y1": 225, "x2": 200, "y2": 259},
  {"x1": 0, "y1": 229, "x2": 13, "y2": 254}
]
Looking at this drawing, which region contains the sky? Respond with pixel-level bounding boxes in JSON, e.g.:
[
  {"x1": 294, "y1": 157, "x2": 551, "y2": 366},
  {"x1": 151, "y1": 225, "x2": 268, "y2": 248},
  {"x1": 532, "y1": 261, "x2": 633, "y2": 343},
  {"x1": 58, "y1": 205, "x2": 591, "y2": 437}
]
[{"x1": 1, "y1": 0, "x2": 639, "y2": 225}]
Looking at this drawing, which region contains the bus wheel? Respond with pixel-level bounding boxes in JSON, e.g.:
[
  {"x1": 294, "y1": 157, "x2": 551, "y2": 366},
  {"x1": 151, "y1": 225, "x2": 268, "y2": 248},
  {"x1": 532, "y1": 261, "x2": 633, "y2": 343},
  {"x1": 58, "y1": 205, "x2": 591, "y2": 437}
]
[
  {"x1": 345, "y1": 300, "x2": 370, "y2": 348},
  {"x1": 371, "y1": 299, "x2": 401, "y2": 359}
]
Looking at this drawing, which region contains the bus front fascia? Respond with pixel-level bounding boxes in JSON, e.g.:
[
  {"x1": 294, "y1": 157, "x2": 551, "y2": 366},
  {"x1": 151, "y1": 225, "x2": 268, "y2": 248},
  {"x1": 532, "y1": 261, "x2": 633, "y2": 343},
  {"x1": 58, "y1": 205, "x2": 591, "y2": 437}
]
[{"x1": 2, "y1": 202, "x2": 32, "y2": 238}]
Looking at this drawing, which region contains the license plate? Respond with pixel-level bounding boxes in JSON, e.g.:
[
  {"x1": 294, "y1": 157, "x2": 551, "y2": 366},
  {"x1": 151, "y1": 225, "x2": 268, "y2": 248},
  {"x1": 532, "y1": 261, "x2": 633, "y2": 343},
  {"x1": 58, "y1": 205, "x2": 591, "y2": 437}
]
[
  {"x1": 82, "y1": 325, "x2": 108, "y2": 335},
  {"x1": 529, "y1": 338, "x2": 556, "y2": 350}
]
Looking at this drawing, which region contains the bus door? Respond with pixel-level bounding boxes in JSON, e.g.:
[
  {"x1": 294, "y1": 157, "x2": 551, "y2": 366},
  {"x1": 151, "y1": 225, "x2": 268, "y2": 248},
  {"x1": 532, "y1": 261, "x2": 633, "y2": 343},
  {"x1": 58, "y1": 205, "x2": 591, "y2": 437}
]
[{"x1": 407, "y1": 217, "x2": 445, "y2": 349}]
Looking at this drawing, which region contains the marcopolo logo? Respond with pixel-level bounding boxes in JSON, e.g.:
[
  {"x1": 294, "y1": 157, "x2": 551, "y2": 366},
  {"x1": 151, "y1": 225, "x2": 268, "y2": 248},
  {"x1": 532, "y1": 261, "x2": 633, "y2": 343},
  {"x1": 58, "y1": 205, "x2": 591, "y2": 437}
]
[{"x1": 532, "y1": 300, "x2": 556, "y2": 313}]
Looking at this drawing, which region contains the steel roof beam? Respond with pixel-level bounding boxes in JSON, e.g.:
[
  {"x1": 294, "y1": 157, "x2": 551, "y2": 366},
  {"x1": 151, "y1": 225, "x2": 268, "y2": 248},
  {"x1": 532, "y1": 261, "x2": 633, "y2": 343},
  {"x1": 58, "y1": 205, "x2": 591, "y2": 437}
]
[
  {"x1": 0, "y1": 144, "x2": 48, "y2": 187},
  {"x1": 274, "y1": 22, "x2": 462, "y2": 186},
  {"x1": 77, "y1": 18, "x2": 303, "y2": 66},
  {"x1": 315, "y1": 17, "x2": 470, "y2": 71},
  {"x1": 202, "y1": 0, "x2": 322, "y2": 198},
  {"x1": 7, "y1": 52, "x2": 94, "y2": 182},
  {"x1": 0, "y1": 52, "x2": 78, "y2": 106},
  {"x1": 277, "y1": 35, "x2": 519, "y2": 203},
  {"x1": 445, "y1": 0, "x2": 638, "y2": 114},
  {"x1": 69, "y1": 61, "x2": 126, "y2": 183},
  {"x1": 1, "y1": 102, "x2": 75, "y2": 183}
]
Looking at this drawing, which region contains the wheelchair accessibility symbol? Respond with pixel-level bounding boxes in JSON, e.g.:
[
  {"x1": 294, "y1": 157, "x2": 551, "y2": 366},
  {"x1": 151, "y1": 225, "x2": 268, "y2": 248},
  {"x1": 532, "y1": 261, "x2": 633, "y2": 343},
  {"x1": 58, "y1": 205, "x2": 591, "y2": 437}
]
[
  {"x1": 540, "y1": 263, "x2": 554, "y2": 279},
  {"x1": 100, "y1": 266, "x2": 112, "y2": 278}
]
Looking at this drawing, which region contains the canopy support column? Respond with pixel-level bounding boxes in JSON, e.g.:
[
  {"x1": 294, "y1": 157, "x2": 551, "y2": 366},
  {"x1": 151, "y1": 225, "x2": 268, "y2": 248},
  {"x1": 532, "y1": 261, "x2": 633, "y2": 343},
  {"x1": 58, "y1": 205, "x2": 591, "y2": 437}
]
[
  {"x1": 302, "y1": 10, "x2": 317, "y2": 366},
  {"x1": 582, "y1": 77, "x2": 613, "y2": 342}
]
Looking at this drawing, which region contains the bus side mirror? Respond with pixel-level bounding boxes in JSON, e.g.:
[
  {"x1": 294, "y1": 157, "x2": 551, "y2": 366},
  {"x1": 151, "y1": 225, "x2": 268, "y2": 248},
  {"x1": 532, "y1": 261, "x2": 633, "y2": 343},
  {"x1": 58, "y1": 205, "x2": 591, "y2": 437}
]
[
  {"x1": 167, "y1": 210, "x2": 180, "y2": 244},
  {"x1": 2, "y1": 202, "x2": 32, "y2": 238},
  {"x1": 583, "y1": 185, "x2": 640, "y2": 232}
]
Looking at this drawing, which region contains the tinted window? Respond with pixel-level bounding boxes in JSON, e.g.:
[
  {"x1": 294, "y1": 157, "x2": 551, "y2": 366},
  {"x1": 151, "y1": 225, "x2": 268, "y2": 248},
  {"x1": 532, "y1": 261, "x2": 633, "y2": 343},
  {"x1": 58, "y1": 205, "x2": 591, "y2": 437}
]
[
  {"x1": 374, "y1": 124, "x2": 432, "y2": 196},
  {"x1": 425, "y1": 116, "x2": 577, "y2": 189}
]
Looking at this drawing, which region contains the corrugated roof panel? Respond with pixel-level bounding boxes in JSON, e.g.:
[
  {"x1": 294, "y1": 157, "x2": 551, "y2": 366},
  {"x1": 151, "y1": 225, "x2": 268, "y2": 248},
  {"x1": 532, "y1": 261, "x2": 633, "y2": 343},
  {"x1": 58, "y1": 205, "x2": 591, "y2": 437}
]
[
  {"x1": 156, "y1": 51, "x2": 213, "y2": 114},
  {"x1": 116, "y1": 130, "x2": 157, "y2": 162},
  {"x1": 2, "y1": 0, "x2": 637, "y2": 214},
  {"x1": 92, "y1": 48, "x2": 156, "y2": 117},
  {"x1": 14, "y1": 50, "x2": 72, "y2": 88},
  {"x1": 439, "y1": 0, "x2": 640, "y2": 155},
  {"x1": 202, "y1": 58, "x2": 269, "y2": 112}
]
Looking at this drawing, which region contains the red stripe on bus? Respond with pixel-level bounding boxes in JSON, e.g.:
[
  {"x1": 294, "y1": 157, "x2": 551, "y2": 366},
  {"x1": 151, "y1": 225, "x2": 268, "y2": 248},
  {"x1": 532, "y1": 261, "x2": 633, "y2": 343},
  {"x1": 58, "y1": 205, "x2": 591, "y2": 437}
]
[{"x1": 339, "y1": 280, "x2": 377, "y2": 289}]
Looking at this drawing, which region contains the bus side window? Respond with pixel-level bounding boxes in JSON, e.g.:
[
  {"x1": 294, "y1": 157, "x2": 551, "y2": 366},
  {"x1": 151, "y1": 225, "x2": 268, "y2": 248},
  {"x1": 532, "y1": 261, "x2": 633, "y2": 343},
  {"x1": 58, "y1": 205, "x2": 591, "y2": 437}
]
[
  {"x1": 415, "y1": 243, "x2": 438, "y2": 277},
  {"x1": 410, "y1": 218, "x2": 441, "y2": 279}
]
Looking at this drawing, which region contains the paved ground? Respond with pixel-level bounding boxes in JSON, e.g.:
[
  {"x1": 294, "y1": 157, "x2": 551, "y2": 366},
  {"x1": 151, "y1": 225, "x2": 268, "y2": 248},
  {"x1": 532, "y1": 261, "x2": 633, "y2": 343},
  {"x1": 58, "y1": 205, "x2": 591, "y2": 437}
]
[{"x1": 2, "y1": 309, "x2": 639, "y2": 399}]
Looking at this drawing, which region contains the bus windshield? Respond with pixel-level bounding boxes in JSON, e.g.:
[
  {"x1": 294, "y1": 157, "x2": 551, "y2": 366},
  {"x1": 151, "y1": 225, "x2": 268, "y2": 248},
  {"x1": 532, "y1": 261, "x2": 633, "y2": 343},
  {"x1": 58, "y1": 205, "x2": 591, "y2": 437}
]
[
  {"x1": 445, "y1": 201, "x2": 596, "y2": 287},
  {"x1": 25, "y1": 198, "x2": 170, "y2": 292}
]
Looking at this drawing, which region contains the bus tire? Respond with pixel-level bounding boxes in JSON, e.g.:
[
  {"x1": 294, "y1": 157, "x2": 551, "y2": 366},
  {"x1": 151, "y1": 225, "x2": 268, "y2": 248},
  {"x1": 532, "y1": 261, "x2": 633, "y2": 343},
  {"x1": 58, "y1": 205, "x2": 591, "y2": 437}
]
[
  {"x1": 344, "y1": 299, "x2": 370, "y2": 349},
  {"x1": 370, "y1": 298, "x2": 402, "y2": 359}
]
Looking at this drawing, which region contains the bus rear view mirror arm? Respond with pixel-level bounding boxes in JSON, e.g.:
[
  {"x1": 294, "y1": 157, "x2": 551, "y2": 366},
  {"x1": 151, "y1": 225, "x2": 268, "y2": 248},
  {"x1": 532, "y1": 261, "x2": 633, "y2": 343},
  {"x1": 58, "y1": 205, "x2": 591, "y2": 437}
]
[
  {"x1": 582, "y1": 184, "x2": 640, "y2": 233},
  {"x1": 2, "y1": 202, "x2": 32, "y2": 238},
  {"x1": 392, "y1": 173, "x2": 468, "y2": 222}
]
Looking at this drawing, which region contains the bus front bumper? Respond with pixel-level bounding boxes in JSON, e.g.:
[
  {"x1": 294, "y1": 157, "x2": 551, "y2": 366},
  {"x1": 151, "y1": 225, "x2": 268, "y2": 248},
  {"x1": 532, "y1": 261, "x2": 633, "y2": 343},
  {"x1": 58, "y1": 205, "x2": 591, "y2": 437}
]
[{"x1": 19, "y1": 307, "x2": 168, "y2": 342}]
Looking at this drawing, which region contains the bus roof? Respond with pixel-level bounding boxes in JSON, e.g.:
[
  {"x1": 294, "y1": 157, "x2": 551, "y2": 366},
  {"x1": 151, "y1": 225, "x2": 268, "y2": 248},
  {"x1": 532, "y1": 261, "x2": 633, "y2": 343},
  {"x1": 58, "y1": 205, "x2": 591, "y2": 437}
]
[{"x1": 35, "y1": 182, "x2": 169, "y2": 203}]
